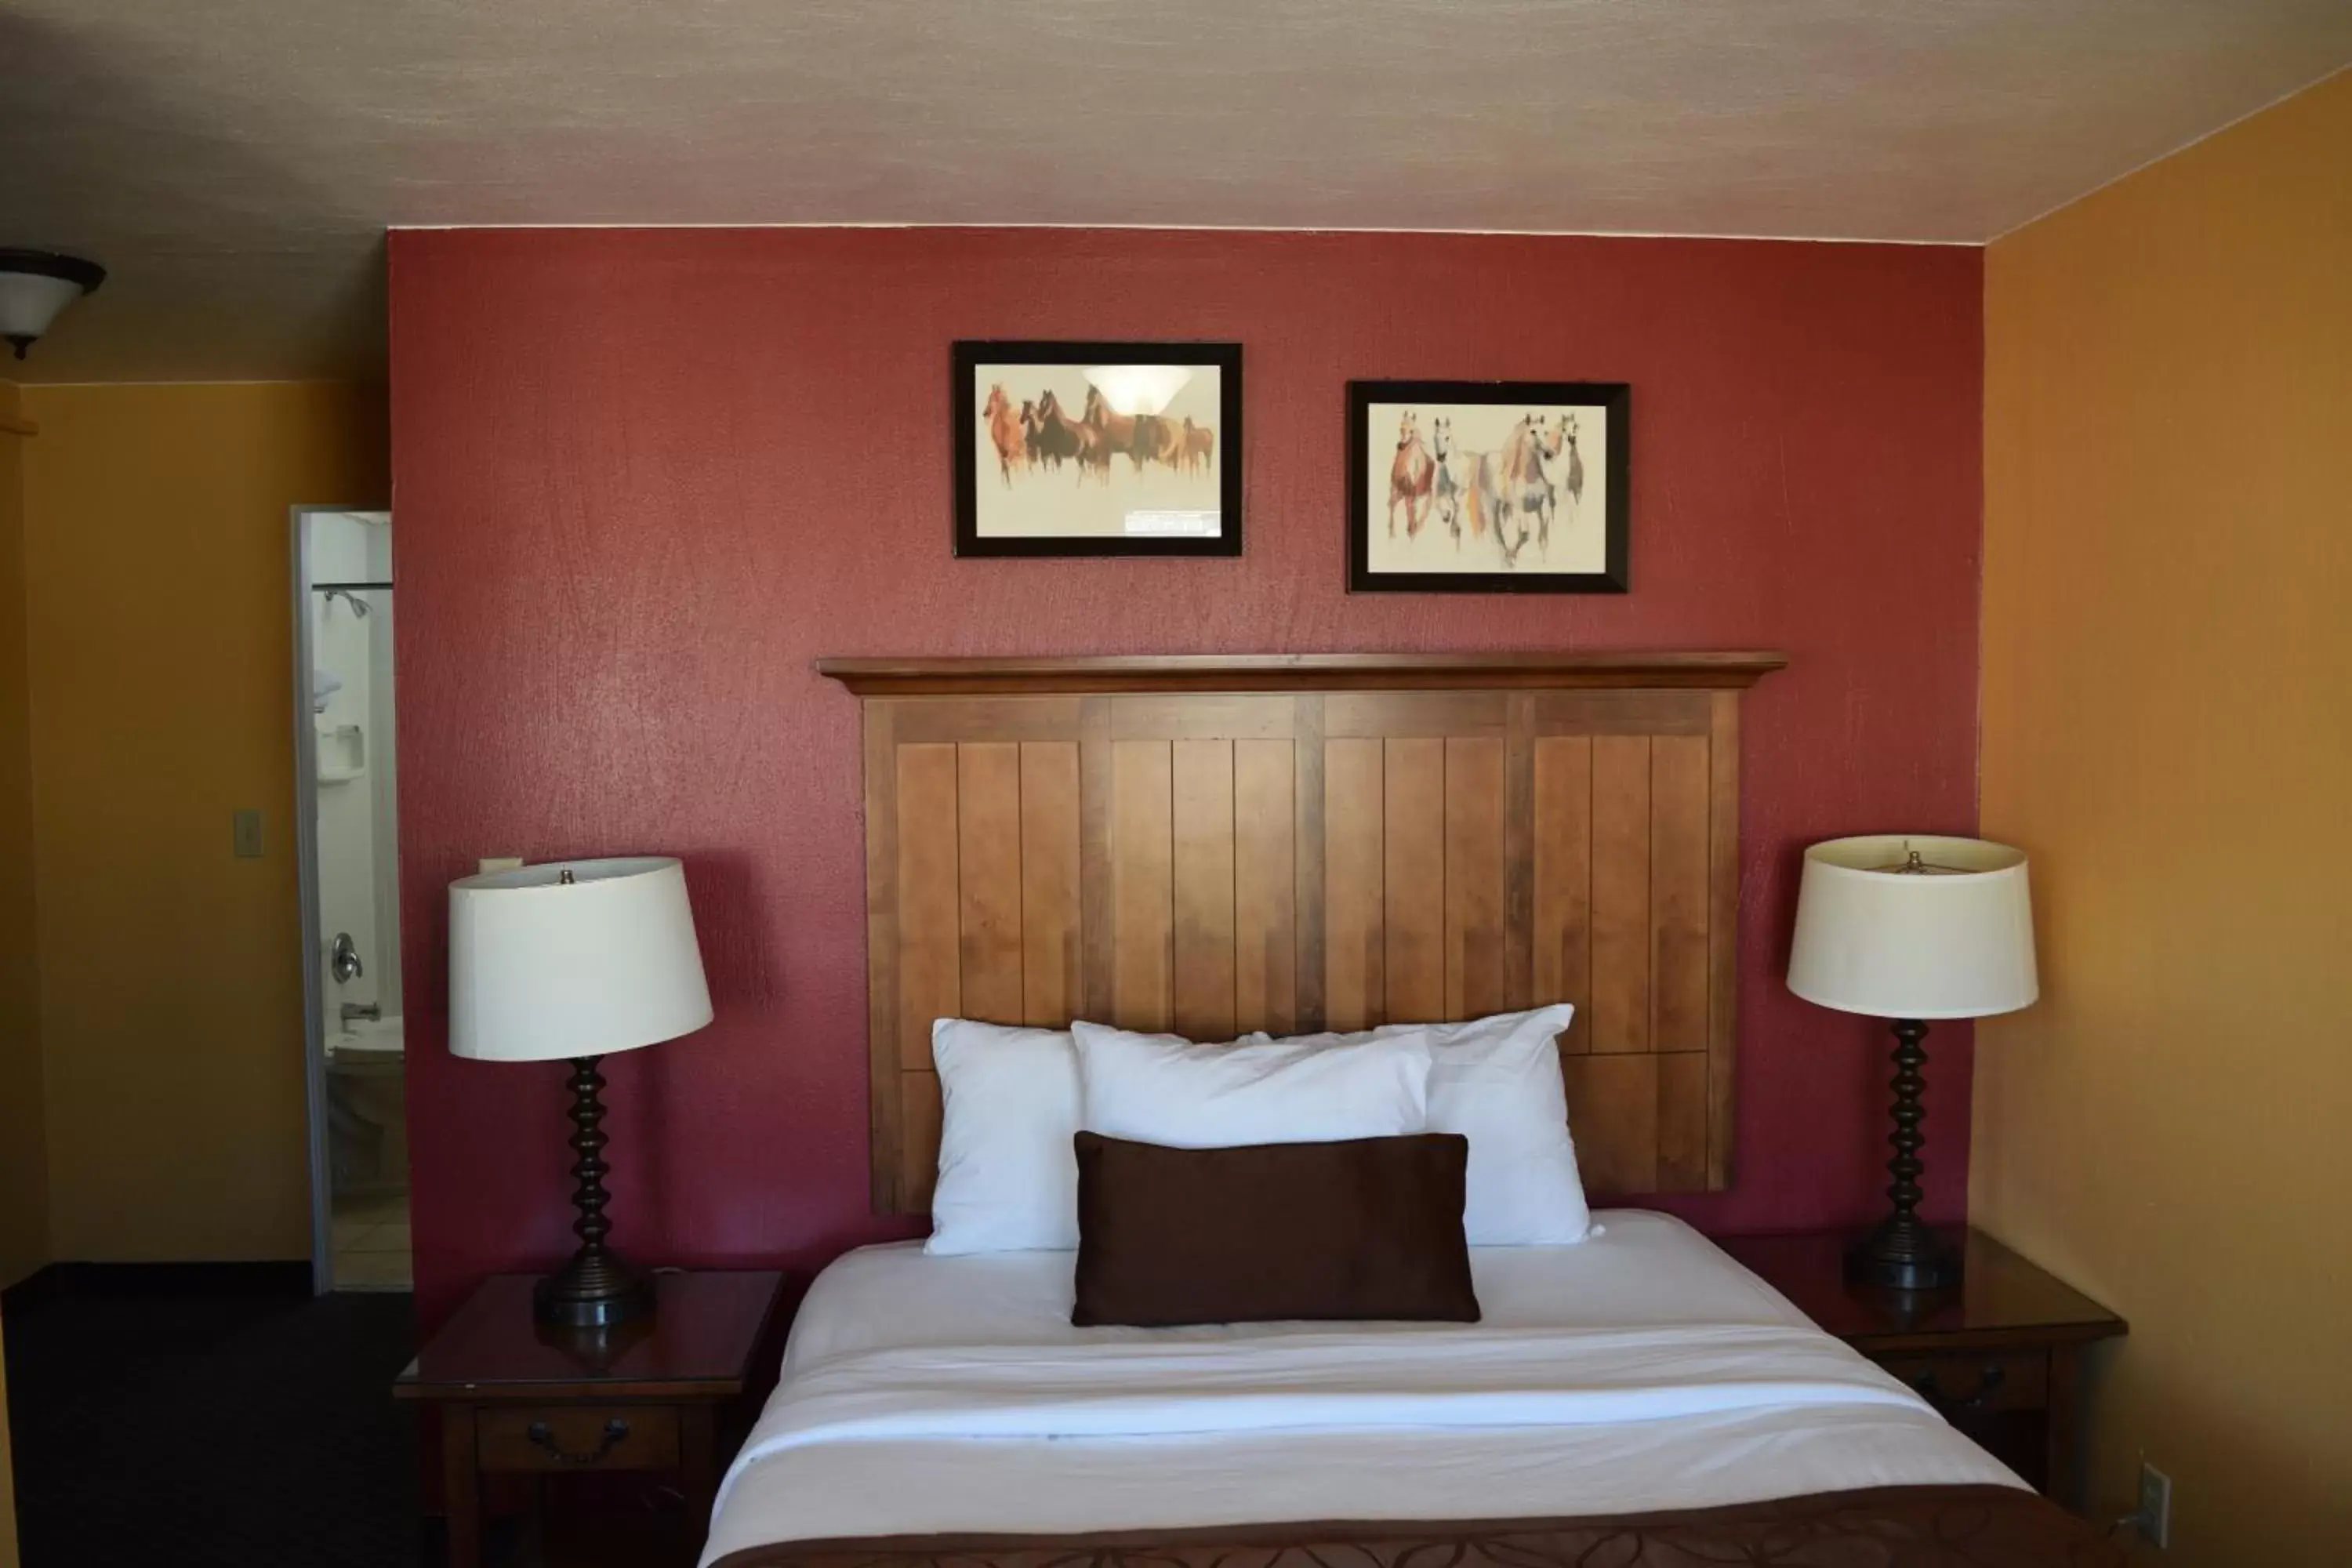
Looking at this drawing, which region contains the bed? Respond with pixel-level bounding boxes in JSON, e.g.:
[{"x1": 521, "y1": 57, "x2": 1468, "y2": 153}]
[
  {"x1": 702, "y1": 1214, "x2": 2115, "y2": 1566},
  {"x1": 751, "y1": 654, "x2": 2122, "y2": 1566}
]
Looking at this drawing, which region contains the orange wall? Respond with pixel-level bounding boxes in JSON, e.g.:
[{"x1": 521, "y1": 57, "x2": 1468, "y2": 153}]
[
  {"x1": 0, "y1": 384, "x2": 33, "y2": 1568},
  {"x1": 16, "y1": 382, "x2": 387, "y2": 1262},
  {"x1": 0, "y1": 385, "x2": 43, "y2": 1291},
  {"x1": 1976, "y1": 71, "x2": 2352, "y2": 1561}
]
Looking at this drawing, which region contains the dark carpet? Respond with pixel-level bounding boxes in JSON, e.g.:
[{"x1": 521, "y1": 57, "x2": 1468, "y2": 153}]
[{"x1": 3, "y1": 1283, "x2": 437, "y2": 1567}]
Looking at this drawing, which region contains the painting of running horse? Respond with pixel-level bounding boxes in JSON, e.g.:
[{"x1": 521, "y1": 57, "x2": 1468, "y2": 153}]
[
  {"x1": 1348, "y1": 380, "x2": 1630, "y2": 593},
  {"x1": 954, "y1": 340, "x2": 1243, "y2": 557}
]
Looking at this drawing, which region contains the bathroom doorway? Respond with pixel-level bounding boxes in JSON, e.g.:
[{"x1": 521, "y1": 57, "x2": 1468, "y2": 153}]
[{"x1": 292, "y1": 508, "x2": 408, "y2": 1291}]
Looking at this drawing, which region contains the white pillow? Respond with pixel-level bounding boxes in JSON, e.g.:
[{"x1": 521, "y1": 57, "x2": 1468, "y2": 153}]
[
  {"x1": 924, "y1": 1019, "x2": 1081, "y2": 1255},
  {"x1": 1225, "y1": 1004, "x2": 1587, "y2": 1245},
  {"x1": 1073, "y1": 1020, "x2": 1434, "y2": 1149},
  {"x1": 1416, "y1": 1004, "x2": 1589, "y2": 1245}
]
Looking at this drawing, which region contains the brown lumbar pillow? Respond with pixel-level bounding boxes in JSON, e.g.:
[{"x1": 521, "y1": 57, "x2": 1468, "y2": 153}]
[{"x1": 1071, "y1": 1131, "x2": 1480, "y2": 1327}]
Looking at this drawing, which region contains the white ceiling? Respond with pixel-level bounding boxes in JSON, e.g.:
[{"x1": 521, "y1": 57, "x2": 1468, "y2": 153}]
[{"x1": 4, "y1": 0, "x2": 2347, "y2": 383}]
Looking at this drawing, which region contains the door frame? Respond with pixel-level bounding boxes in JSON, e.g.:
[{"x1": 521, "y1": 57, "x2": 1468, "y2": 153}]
[{"x1": 290, "y1": 506, "x2": 394, "y2": 1293}]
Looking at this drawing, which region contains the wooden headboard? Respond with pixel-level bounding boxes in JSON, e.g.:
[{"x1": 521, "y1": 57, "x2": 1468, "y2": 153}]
[{"x1": 819, "y1": 652, "x2": 1785, "y2": 1215}]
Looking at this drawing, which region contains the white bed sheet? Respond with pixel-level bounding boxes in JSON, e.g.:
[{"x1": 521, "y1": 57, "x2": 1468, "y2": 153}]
[{"x1": 702, "y1": 1212, "x2": 2019, "y2": 1565}]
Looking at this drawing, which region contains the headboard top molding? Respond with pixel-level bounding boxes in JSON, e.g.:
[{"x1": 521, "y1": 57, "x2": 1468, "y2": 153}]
[{"x1": 817, "y1": 651, "x2": 1786, "y2": 698}]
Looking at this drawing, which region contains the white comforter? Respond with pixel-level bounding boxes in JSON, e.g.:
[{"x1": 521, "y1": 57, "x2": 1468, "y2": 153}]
[{"x1": 702, "y1": 1213, "x2": 2020, "y2": 1566}]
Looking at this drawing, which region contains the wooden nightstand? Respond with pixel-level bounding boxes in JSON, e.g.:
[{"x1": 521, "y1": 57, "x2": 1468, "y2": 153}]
[
  {"x1": 1719, "y1": 1229, "x2": 2125, "y2": 1510},
  {"x1": 395, "y1": 1269, "x2": 785, "y2": 1568}
]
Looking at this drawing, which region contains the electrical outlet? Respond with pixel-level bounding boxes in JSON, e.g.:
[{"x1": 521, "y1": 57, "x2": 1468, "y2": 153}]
[
  {"x1": 232, "y1": 809, "x2": 264, "y2": 858},
  {"x1": 2137, "y1": 1462, "x2": 2172, "y2": 1549},
  {"x1": 477, "y1": 856, "x2": 524, "y2": 874}
]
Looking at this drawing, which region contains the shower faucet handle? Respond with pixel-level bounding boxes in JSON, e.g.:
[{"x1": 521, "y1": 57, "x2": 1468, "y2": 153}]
[{"x1": 330, "y1": 931, "x2": 365, "y2": 984}]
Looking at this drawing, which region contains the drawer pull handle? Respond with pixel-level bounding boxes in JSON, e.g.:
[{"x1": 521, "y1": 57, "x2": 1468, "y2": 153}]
[
  {"x1": 524, "y1": 1417, "x2": 630, "y2": 1466},
  {"x1": 1911, "y1": 1363, "x2": 2005, "y2": 1412}
]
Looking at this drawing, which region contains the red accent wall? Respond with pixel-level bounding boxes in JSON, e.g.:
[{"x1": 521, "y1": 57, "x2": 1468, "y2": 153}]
[{"x1": 390, "y1": 227, "x2": 1982, "y2": 1326}]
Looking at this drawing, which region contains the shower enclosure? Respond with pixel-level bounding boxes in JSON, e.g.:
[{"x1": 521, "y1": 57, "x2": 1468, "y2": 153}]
[{"x1": 292, "y1": 508, "x2": 408, "y2": 1290}]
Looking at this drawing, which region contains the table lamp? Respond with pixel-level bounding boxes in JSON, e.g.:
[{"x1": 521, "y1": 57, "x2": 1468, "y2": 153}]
[
  {"x1": 1787, "y1": 835, "x2": 2037, "y2": 1290},
  {"x1": 450, "y1": 857, "x2": 713, "y2": 1327}
]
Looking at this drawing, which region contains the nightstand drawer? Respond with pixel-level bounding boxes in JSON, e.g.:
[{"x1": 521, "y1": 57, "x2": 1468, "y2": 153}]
[
  {"x1": 1878, "y1": 1349, "x2": 2048, "y2": 1415},
  {"x1": 476, "y1": 1405, "x2": 681, "y2": 1472}
]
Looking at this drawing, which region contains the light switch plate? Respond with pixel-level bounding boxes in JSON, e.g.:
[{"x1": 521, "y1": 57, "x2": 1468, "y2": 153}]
[
  {"x1": 233, "y1": 809, "x2": 264, "y2": 858},
  {"x1": 477, "y1": 856, "x2": 524, "y2": 874},
  {"x1": 2138, "y1": 1461, "x2": 2172, "y2": 1548}
]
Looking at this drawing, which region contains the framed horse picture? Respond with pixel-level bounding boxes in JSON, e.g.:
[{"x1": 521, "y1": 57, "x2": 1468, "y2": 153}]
[
  {"x1": 955, "y1": 340, "x2": 1243, "y2": 557},
  {"x1": 1347, "y1": 380, "x2": 1630, "y2": 593}
]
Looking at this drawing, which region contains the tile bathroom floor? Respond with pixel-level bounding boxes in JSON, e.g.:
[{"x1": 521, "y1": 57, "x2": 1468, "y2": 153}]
[{"x1": 332, "y1": 1190, "x2": 412, "y2": 1290}]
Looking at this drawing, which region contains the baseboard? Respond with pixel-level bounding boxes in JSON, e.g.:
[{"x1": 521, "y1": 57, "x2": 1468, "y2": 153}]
[{"x1": 1, "y1": 1258, "x2": 314, "y2": 1312}]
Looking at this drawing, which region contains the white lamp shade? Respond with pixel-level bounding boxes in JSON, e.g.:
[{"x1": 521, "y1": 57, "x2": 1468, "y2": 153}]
[
  {"x1": 449, "y1": 857, "x2": 713, "y2": 1062},
  {"x1": 1787, "y1": 835, "x2": 2038, "y2": 1021}
]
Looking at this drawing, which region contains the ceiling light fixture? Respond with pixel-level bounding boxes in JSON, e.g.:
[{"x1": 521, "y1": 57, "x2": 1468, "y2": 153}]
[{"x1": 0, "y1": 249, "x2": 107, "y2": 361}]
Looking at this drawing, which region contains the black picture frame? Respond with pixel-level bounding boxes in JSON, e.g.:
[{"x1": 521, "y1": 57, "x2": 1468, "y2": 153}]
[
  {"x1": 954, "y1": 340, "x2": 1244, "y2": 557},
  {"x1": 1347, "y1": 379, "x2": 1631, "y2": 593}
]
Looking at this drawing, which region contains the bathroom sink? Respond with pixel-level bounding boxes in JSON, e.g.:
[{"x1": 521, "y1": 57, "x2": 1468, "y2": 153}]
[{"x1": 328, "y1": 1014, "x2": 405, "y2": 1062}]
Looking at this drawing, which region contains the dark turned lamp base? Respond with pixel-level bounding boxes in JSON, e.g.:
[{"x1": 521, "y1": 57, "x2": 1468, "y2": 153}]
[
  {"x1": 1845, "y1": 1018, "x2": 1965, "y2": 1294},
  {"x1": 1846, "y1": 1214, "x2": 1964, "y2": 1291},
  {"x1": 535, "y1": 1054, "x2": 659, "y2": 1330},
  {"x1": 534, "y1": 1249, "x2": 656, "y2": 1328}
]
